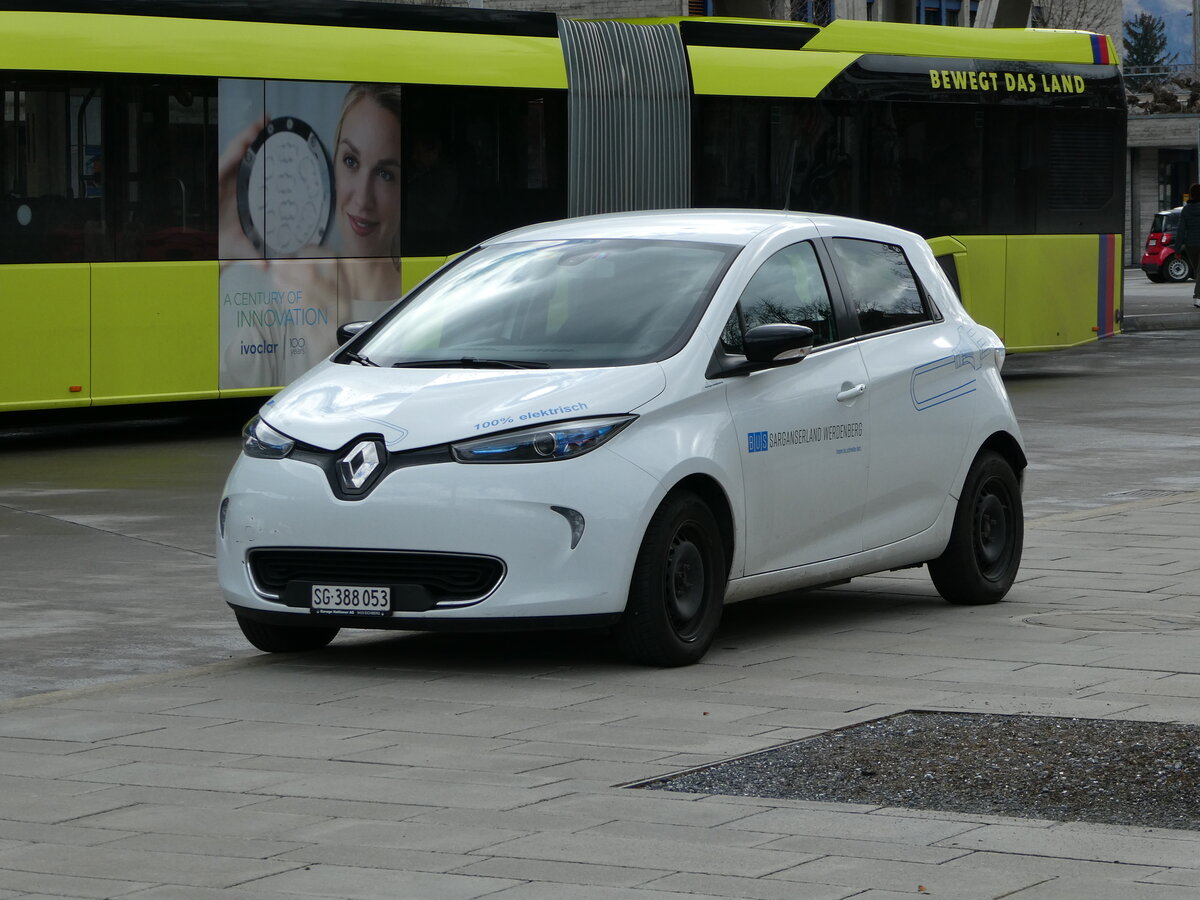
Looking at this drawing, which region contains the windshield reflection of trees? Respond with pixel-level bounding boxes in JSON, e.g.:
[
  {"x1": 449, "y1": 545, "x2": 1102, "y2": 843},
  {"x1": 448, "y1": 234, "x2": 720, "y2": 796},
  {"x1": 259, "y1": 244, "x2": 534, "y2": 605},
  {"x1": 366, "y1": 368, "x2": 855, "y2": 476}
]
[
  {"x1": 370, "y1": 239, "x2": 734, "y2": 365},
  {"x1": 834, "y1": 240, "x2": 925, "y2": 333}
]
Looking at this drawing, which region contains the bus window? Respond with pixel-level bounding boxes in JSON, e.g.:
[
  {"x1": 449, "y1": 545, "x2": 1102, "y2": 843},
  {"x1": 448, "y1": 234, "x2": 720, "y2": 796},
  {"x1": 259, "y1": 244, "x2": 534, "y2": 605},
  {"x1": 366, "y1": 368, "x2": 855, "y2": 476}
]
[
  {"x1": 864, "y1": 103, "x2": 984, "y2": 237},
  {"x1": 112, "y1": 77, "x2": 218, "y2": 262},
  {"x1": 694, "y1": 96, "x2": 774, "y2": 208},
  {"x1": 0, "y1": 74, "x2": 217, "y2": 264},
  {"x1": 1, "y1": 78, "x2": 106, "y2": 263},
  {"x1": 401, "y1": 85, "x2": 567, "y2": 257},
  {"x1": 694, "y1": 96, "x2": 864, "y2": 219},
  {"x1": 1040, "y1": 110, "x2": 1122, "y2": 233}
]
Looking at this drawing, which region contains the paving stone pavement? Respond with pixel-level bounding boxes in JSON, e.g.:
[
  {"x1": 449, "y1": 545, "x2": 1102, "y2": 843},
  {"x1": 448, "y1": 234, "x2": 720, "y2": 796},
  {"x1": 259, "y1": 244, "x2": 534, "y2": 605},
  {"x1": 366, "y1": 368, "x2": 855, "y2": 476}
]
[{"x1": 1, "y1": 491, "x2": 1199, "y2": 899}]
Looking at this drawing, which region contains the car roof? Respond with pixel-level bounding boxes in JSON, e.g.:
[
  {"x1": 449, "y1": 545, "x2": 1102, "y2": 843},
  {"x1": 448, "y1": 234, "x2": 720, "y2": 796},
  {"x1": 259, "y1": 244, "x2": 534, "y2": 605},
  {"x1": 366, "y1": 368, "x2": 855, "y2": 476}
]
[{"x1": 482, "y1": 208, "x2": 906, "y2": 247}]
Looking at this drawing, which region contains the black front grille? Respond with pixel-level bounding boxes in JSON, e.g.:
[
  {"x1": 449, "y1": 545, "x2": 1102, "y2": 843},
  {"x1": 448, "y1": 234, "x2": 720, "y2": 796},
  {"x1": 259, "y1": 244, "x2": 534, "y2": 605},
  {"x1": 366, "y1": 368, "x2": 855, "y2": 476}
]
[{"x1": 248, "y1": 548, "x2": 504, "y2": 603}]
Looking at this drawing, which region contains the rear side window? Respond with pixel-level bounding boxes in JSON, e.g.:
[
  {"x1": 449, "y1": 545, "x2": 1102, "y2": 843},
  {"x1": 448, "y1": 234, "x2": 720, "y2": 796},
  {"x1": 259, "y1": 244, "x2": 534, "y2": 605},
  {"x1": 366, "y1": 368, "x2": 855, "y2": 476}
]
[
  {"x1": 830, "y1": 238, "x2": 932, "y2": 336},
  {"x1": 722, "y1": 240, "x2": 837, "y2": 353}
]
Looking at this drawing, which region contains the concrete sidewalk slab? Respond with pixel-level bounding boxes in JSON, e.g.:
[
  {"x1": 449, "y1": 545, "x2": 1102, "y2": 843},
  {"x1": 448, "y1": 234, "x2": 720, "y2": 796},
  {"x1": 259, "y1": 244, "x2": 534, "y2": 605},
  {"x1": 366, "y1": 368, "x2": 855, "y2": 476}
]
[{"x1": 1, "y1": 493, "x2": 1199, "y2": 897}]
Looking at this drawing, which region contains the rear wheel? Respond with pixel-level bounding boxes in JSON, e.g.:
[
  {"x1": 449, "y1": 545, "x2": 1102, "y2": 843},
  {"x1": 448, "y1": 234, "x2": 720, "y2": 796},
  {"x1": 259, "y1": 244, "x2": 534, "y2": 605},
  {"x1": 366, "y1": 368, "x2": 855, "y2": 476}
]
[
  {"x1": 616, "y1": 492, "x2": 726, "y2": 667},
  {"x1": 929, "y1": 451, "x2": 1022, "y2": 606},
  {"x1": 1164, "y1": 253, "x2": 1192, "y2": 283},
  {"x1": 235, "y1": 613, "x2": 339, "y2": 653}
]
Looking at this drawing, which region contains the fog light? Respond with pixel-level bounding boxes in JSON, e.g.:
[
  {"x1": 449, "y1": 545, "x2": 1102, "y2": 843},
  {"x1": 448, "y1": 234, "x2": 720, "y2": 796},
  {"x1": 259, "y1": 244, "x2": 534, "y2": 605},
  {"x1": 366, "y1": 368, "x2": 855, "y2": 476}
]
[{"x1": 219, "y1": 497, "x2": 230, "y2": 538}]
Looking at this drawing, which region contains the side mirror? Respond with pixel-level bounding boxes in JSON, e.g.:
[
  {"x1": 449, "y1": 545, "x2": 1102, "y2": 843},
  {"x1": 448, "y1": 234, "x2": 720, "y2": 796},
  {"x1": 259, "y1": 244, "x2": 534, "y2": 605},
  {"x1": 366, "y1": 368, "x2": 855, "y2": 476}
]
[
  {"x1": 743, "y1": 323, "x2": 815, "y2": 365},
  {"x1": 336, "y1": 321, "x2": 371, "y2": 345}
]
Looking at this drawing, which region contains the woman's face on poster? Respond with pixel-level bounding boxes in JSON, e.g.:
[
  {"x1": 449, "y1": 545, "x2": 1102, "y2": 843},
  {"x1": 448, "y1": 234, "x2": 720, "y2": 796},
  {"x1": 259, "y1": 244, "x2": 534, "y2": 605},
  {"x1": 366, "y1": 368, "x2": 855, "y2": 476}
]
[{"x1": 335, "y1": 96, "x2": 403, "y2": 258}]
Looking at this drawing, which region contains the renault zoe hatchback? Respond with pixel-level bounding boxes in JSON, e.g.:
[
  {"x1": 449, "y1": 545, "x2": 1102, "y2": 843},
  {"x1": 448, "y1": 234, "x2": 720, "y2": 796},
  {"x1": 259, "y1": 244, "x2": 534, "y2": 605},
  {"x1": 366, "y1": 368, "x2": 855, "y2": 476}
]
[{"x1": 218, "y1": 210, "x2": 1026, "y2": 666}]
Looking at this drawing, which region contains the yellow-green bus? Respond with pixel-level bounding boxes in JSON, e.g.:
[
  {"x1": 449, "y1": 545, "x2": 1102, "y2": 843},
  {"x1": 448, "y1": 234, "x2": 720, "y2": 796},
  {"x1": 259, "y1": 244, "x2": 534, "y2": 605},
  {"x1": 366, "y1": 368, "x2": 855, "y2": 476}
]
[{"x1": 0, "y1": 1, "x2": 1125, "y2": 412}]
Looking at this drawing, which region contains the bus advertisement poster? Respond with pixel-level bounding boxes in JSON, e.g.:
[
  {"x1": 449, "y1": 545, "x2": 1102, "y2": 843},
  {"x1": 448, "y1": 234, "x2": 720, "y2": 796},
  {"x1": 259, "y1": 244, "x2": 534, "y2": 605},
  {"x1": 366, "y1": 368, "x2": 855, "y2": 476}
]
[{"x1": 217, "y1": 78, "x2": 404, "y2": 389}]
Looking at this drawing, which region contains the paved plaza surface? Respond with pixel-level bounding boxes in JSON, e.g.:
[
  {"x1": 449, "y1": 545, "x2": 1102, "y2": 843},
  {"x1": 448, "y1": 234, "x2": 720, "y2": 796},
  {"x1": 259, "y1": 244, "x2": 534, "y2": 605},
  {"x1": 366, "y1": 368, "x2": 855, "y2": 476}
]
[{"x1": 0, "y1": 272, "x2": 1199, "y2": 898}]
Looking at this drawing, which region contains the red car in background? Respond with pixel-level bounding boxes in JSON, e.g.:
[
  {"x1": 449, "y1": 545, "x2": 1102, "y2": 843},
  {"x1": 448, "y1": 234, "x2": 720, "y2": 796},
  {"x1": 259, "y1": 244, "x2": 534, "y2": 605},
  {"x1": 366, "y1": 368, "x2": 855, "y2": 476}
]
[{"x1": 1141, "y1": 207, "x2": 1193, "y2": 283}]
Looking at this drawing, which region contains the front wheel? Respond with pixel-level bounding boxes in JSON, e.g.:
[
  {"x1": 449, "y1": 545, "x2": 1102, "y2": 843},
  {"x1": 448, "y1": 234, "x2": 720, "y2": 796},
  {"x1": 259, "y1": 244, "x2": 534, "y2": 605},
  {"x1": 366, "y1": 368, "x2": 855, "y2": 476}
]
[
  {"x1": 235, "y1": 612, "x2": 340, "y2": 653},
  {"x1": 929, "y1": 451, "x2": 1023, "y2": 606},
  {"x1": 1164, "y1": 253, "x2": 1192, "y2": 283},
  {"x1": 615, "y1": 492, "x2": 727, "y2": 667}
]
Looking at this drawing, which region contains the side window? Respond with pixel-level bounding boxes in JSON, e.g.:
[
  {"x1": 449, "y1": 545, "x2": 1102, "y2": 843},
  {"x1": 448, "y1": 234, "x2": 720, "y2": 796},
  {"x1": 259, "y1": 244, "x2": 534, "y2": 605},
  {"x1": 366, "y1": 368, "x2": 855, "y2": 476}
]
[
  {"x1": 402, "y1": 85, "x2": 568, "y2": 257},
  {"x1": 0, "y1": 73, "x2": 217, "y2": 264},
  {"x1": 115, "y1": 77, "x2": 218, "y2": 262},
  {"x1": 722, "y1": 241, "x2": 837, "y2": 354},
  {"x1": 830, "y1": 237, "x2": 931, "y2": 335},
  {"x1": 1, "y1": 77, "x2": 107, "y2": 263}
]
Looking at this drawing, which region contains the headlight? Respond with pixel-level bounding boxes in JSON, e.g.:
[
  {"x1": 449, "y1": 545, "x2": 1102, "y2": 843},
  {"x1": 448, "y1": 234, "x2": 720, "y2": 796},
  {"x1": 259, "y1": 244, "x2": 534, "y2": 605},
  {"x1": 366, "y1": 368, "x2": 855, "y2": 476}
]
[
  {"x1": 452, "y1": 415, "x2": 636, "y2": 463},
  {"x1": 242, "y1": 415, "x2": 295, "y2": 459}
]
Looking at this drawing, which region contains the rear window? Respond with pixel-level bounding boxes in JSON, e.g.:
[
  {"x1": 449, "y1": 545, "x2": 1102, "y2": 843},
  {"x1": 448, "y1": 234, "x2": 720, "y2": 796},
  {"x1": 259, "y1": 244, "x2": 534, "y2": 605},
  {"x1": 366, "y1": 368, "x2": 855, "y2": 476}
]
[{"x1": 1152, "y1": 211, "x2": 1179, "y2": 234}]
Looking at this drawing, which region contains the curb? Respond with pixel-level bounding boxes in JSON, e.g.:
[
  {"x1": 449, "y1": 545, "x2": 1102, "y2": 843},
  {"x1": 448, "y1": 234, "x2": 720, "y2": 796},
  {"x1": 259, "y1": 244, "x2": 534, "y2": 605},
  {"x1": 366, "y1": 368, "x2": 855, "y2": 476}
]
[{"x1": 1121, "y1": 312, "x2": 1200, "y2": 332}]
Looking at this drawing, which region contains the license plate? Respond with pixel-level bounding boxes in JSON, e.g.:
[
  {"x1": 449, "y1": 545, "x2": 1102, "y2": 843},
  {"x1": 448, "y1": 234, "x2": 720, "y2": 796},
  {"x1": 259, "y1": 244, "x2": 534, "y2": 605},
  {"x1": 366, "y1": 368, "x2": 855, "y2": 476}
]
[{"x1": 310, "y1": 584, "x2": 391, "y2": 615}]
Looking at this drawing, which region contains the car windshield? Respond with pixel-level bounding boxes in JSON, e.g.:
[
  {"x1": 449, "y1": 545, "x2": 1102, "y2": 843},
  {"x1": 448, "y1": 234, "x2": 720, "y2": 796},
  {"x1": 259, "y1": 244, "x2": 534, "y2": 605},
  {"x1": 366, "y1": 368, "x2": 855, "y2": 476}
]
[{"x1": 352, "y1": 238, "x2": 738, "y2": 368}]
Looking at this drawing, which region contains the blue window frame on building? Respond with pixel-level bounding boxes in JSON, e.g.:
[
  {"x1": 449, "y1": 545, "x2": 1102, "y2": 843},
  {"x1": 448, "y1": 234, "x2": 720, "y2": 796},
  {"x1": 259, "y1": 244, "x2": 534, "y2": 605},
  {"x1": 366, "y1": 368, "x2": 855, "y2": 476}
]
[
  {"x1": 917, "y1": 1, "x2": 979, "y2": 26},
  {"x1": 862, "y1": 0, "x2": 979, "y2": 25},
  {"x1": 791, "y1": 2, "x2": 834, "y2": 26}
]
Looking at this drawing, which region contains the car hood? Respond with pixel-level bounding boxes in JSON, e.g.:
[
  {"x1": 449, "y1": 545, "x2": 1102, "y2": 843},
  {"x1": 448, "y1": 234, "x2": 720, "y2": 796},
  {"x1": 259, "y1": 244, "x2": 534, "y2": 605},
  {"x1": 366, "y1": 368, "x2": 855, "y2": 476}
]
[{"x1": 259, "y1": 363, "x2": 668, "y2": 452}]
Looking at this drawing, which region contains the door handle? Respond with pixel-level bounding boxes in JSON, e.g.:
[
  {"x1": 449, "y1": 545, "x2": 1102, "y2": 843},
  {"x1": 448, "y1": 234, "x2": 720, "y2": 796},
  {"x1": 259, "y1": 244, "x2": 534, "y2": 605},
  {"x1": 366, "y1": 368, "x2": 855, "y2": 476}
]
[{"x1": 836, "y1": 384, "x2": 866, "y2": 403}]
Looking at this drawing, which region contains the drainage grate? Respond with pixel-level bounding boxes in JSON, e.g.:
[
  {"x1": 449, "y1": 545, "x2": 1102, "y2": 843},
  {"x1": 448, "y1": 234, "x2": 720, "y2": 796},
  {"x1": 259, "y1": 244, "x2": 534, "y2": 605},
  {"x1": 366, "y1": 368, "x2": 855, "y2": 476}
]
[{"x1": 636, "y1": 711, "x2": 1200, "y2": 830}]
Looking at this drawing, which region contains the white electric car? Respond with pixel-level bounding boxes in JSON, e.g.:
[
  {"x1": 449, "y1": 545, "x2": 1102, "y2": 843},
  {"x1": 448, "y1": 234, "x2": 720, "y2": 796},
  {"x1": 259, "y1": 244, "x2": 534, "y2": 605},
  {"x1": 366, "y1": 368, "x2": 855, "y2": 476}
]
[{"x1": 218, "y1": 210, "x2": 1025, "y2": 666}]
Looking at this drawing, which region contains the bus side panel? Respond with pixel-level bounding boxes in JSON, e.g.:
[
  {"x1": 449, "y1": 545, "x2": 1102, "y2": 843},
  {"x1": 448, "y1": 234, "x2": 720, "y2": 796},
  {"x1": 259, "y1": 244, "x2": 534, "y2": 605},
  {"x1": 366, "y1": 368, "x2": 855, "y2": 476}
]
[
  {"x1": 402, "y1": 257, "x2": 456, "y2": 293},
  {"x1": 90, "y1": 262, "x2": 219, "y2": 406},
  {"x1": 943, "y1": 236, "x2": 1008, "y2": 344},
  {"x1": 1003, "y1": 235, "x2": 1104, "y2": 352},
  {"x1": 0, "y1": 265, "x2": 91, "y2": 411},
  {"x1": 686, "y1": 46, "x2": 858, "y2": 97}
]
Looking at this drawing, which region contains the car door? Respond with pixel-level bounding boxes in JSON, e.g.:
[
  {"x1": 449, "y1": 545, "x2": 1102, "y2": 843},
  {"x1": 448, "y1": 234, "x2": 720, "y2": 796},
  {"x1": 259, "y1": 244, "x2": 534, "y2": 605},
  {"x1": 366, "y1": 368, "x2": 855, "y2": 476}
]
[
  {"x1": 724, "y1": 239, "x2": 870, "y2": 575},
  {"x1": 825, "y1": 234, "x2": 977, "y2": 551}
]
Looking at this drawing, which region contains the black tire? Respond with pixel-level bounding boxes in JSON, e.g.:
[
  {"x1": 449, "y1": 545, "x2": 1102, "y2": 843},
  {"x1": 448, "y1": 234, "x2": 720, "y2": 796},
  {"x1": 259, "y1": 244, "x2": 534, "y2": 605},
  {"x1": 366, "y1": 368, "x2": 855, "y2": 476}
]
[
  {"x1": 1164, "y1": 254, "x2": 1192, "y2": 283},
  {"x1": 235, "y1": 612, "x2": 339, "y2": 653},
  {"x1": 615, "y1": 492, "x2": 726, "y2": 667},
  {"x1": 929, "y1": 450, "x2": 1023, "y2": 606},
  {"x1": 1145, "y1": 272, "x2": 1165, "y2": 284}
]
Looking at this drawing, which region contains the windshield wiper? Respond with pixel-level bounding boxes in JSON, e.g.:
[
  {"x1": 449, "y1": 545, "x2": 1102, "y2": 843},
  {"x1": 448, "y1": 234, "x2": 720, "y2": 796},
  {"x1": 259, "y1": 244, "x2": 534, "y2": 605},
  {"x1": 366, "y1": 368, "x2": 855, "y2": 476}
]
[
  {"x1": 343, "y1": 351, "x2": 380, "y2": 367},
  {"x1": 391, "y1": 357, "x2": 550, "y2": 369}
]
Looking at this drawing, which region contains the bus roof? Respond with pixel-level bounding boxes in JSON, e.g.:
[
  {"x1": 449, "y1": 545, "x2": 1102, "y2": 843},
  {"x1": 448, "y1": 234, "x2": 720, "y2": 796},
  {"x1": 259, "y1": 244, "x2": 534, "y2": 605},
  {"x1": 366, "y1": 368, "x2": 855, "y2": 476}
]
[
  {"x1": 633, "y1": 15, "x2": 1118, "y2": 65},
  {"x1": 0, "y1": 6, "x2": 567, "y2": 87},
  {"x1": 0, "y1": 0, "x2": 559, "y2": 37}
]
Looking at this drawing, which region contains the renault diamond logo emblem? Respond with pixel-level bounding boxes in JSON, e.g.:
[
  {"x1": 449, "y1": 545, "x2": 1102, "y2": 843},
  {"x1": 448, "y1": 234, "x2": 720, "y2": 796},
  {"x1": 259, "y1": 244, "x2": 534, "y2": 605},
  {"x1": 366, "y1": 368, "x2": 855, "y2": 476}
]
[{"x1": 337, "y1": 440, "x2": 383, "y2": 493}]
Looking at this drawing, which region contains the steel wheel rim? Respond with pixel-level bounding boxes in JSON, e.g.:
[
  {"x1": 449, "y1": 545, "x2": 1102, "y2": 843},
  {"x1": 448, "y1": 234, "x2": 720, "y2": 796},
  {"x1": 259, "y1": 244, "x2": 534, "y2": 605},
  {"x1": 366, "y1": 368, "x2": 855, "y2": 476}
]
[
  {"x1": 973, "y1": 476, "x2": 1014, "y2": 579},
  {"x1": 665, "y1": 524, "x2": 706, "y2": 639}
]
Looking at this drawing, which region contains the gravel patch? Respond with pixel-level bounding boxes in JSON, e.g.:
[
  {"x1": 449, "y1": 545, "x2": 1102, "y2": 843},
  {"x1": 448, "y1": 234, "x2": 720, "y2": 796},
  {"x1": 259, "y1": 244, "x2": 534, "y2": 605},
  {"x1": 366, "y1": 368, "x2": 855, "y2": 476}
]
[{"x1": 641, "y1": 711, "x2": 1200, "y2": 830}]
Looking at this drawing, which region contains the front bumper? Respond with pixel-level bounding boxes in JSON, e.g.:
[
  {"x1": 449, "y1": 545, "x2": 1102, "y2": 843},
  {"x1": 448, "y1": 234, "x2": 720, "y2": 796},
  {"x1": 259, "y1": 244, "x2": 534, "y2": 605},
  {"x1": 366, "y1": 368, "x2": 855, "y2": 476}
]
[{"x1": 217, "y1": 447, "x2": 664, "y2": 627}]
